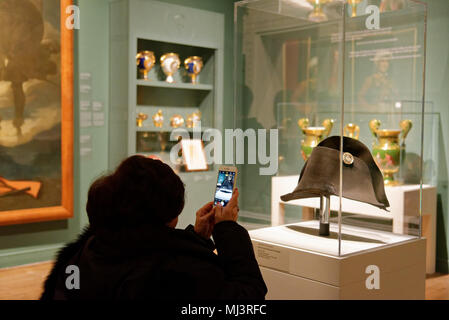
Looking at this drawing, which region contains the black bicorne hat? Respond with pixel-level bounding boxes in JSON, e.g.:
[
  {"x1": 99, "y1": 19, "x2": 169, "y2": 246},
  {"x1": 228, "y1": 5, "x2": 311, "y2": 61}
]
[{"x1": 281, "y1": 136, "x2": 390, "y2": 210}]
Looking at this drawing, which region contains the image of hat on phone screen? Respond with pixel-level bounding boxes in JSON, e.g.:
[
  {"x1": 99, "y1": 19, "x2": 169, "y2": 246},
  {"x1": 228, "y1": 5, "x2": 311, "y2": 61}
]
[{"x1": 213, "y1": 166, "x2": 238, "y2": 207}]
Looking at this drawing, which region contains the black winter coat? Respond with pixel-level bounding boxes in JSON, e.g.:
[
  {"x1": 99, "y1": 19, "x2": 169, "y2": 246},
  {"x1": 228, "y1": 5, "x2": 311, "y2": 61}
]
[{"x1": 40, "y1": 221, "x2": 267, "y2": 300}]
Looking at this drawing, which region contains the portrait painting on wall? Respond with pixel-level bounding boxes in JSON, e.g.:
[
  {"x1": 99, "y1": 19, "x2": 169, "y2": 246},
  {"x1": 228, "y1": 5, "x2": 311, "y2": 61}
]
[{"x1": 0, "y1": 0, "x2": 73, "y2": 225}]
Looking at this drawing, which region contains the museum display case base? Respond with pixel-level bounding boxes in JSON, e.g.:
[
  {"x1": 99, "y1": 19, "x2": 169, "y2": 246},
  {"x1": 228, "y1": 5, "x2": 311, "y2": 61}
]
[
  {"x1": 272, "y1": 175, "x2": 437, "y2": 273},
  {"x1": 249, "y1": 221, "x2": 426, "y2": 300}
]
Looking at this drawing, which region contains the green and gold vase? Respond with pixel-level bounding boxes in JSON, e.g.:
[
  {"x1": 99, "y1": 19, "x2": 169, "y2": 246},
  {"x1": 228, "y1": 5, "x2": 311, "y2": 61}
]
[
  {"x1": 298, "y1": 118, "x2": 334, "y2": 161},
  {"x1": 369, "y1": 119, "x2": 412, "y2": 186}
]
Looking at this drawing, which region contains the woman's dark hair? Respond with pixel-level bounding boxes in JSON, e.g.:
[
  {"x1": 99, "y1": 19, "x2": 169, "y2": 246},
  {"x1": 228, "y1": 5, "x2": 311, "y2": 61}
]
[{"x1": 86, "y1": 155, "x2": 185, "y2": 231}]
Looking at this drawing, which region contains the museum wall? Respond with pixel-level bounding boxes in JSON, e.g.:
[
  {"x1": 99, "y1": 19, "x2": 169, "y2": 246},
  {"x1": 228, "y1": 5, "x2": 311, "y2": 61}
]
[{"x1": 0, "y1": 0, "x2": 236, "y2": 268}]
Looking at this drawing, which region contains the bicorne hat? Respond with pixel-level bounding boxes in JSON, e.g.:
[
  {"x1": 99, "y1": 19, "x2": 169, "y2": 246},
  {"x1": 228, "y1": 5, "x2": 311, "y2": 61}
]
[{"x1": 281, "y1": 136, "x2": 390, "y2": 210}]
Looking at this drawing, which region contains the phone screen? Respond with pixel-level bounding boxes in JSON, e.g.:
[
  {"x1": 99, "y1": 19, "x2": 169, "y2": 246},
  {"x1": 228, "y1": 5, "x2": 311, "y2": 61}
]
[{"x1": 214, "y1": 170, "x2": 236, "y2": 207}]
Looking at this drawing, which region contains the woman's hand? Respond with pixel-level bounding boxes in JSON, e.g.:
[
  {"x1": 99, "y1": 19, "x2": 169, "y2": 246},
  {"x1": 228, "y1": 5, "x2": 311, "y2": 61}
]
[
  {"x1": 214, "y1": 188, "x2": 239, "y2": 224},
  {"x1": 194, "y1": 201, "x2": 215, "y2": 239}
]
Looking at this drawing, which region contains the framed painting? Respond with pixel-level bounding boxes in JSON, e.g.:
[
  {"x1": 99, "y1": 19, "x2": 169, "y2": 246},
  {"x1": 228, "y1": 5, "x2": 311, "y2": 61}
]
[{"x1": 0, "y1": 0, "x2": 73, "y2": 226}]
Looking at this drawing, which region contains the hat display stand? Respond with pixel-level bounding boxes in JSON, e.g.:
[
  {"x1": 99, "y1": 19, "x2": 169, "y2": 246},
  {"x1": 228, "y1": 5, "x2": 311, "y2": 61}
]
[{"x1": 319, "y1": 195, "x2": 330, "y2": 236}]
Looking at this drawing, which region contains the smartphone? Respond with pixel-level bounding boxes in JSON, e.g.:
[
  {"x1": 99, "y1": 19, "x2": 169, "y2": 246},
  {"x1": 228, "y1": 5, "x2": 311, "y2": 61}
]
[{"x1": 213, "y1": 166, "x2": 238, "y2": 207}]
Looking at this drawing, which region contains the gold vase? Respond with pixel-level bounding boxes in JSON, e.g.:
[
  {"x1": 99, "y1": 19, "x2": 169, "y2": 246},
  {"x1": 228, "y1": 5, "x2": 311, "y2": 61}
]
[
  {"x1": 298, "y1": 118, "x2": 334, "y2": 160},
  {"x1": 160, "y1": 53, "x2": 180, "y2": 83},
  {"x1": 136, "y1": 113, "x2": 148, "y2": 127},
  {"x1": 152, "y1": 109, "x2": 164, "y2": 128},
  {"x1": 344, "y1": 123, "x2": 360, "y2": 139},
  {"x1": 184, "y1": 56, "x2": 203, "y2": 84},
  {"x1": 306, "y1": 0, "x2": 331, "y2": 22},
  {"x1": 170, "y1": 114, "x2": 185, "y2": 128},
  {"x1": 186, "y1": 111, "x2": 201, "y2": 128},
  {"x1": 369, "y1": 119, "x2": 412, "y2": 186},
  {"x1": 136, "y1": 51, "x2": 156, "y2": 80}
]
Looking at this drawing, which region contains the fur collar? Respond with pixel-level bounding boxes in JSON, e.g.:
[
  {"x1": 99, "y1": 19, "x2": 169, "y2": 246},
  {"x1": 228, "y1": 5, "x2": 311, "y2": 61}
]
[{"x1": 40, "y1": 226, "x2": 93, "y2": 300}]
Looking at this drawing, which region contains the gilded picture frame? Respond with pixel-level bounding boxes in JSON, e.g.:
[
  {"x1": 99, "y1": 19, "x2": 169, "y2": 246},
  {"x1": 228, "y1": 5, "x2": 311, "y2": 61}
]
[{"x1": 0, "y1": 0, "x2": 73, "y2": 226}]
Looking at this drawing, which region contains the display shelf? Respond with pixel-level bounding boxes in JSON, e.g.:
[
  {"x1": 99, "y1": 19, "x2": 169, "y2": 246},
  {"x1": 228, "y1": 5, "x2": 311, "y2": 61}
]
[
  {"x1": 135, "y1": 128, "x2": 213, "y2": 153},
  {"x1": 137, "y1": 81, "x2": 212, "y2": 107},
  {"x1": 135, "y1": 127, "x2": 213, "y2": 133},
  {"x1": 251, "y1": 220, "x2": 415, "y2": 257},
  {"x1": 135, "y1": 104, "x2": 213, "y2": 132},
  {"x1": 135, "y1": 151, "x2": 214, "y2": 175},
  {"x1": 110, "y1": 0, "x2": 223, "y2": 163},
  {"x1": 136, "y1": 80, "x2": 213, "y2": 91}
]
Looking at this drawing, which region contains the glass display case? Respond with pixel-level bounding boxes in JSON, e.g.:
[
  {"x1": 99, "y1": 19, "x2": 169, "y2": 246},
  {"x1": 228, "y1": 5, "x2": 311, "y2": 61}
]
[{"x1": 234, "y1": 0, "x2": 429, "y2": 260}]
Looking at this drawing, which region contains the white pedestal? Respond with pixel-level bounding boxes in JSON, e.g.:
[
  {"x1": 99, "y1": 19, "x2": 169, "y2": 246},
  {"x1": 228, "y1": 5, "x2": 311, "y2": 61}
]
[
  {"x1": 271, "y1": 175, "x2": 437, "y2": 274},
  {"x1": 250, "y1": 221, "x2": 426, "y2": 300}
]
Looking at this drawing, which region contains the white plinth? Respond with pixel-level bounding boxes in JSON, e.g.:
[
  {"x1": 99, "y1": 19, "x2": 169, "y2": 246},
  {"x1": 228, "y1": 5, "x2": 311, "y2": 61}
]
[
  {"x1": 271, "y1": 175, "x2": 437, "y2": 274},
  {"x1": 250, "y1": 221, "x2": 426, "y2": 300}
]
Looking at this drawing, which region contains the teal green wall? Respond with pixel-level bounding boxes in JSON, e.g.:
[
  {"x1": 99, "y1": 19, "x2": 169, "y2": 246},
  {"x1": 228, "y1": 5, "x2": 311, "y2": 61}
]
[
  {"x1": 76, "y1": 0, "x2": 110, "y2": 229},
  {"x1": 423, "y1": 0, "x2": 449, "y2": 273}
]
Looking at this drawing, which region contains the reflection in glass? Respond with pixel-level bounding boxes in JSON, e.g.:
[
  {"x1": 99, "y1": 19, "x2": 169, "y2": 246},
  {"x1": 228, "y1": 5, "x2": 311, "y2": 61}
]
[{"x1": 358, "y1": 50, "x2": 397, "y2": 112}]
